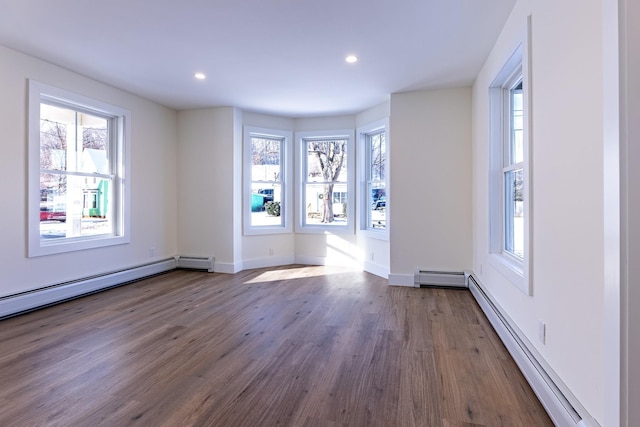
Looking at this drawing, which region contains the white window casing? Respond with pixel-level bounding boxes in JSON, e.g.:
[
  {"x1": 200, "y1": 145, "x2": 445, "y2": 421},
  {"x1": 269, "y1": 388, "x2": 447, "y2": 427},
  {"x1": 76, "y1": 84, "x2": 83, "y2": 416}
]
[
  {"x1": 357, "y1": 118, "x2": 389, "y2": 240},
  {"x1": 295, "y1": 129, "x2": 355, "y2": 234},
  {"x1": 488, "y1": 17, "x2": 532, "y2": 295},
  {"x1": 28, "y1": 80, "x2": 131, "y2": 257},
  {"x1": 243, "y1": 126, "x2": 293, "y2": 235}
]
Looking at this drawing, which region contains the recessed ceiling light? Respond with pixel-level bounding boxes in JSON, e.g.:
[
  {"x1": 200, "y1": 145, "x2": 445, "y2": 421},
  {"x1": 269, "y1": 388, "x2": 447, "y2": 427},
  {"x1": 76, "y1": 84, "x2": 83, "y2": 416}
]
[
  {"x1": 194, "y1": 72, "x2": 206, "y2": 80},
  {"x1": 345, "y1": 55, "x2": 358, "y2": 64}
]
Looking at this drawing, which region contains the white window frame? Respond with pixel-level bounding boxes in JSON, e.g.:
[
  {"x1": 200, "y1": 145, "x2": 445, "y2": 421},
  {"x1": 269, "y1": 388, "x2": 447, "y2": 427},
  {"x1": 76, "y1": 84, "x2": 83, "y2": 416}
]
[
  {"x1": 358, "y1": 118, "x2": 389, "y2": 240},
  {"x1": 488, "y1": 35, "x2": 532, "y2": 295},
  {"x1": 28, "y1": 80, "x2": 131, "y2": 257},
  {"x1": 295, "y1": 129, "x2": 355, "y2": 234},
  {"x1": 243, "y1": 126, "x2": 292, "y2": 235}
]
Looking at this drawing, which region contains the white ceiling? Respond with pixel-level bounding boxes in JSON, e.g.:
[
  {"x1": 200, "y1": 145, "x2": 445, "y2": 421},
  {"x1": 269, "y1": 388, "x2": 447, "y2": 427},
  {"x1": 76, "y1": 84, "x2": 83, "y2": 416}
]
[{"x1": 0, "y1": 0, "x2": 515, "y2": 117}]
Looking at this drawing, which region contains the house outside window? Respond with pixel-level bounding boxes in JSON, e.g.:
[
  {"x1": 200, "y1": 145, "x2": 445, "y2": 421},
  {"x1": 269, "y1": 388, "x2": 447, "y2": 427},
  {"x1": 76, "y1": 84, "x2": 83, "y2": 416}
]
[{"x1": 28, "y1": 80, "x2": 130, "y2": 257}]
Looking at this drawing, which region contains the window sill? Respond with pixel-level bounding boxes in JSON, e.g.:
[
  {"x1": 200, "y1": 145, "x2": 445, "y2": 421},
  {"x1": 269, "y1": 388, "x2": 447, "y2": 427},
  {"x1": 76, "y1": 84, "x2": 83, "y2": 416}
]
[
  {"x1": 29, "y1": 234, "x2": 129, "y2": 257},
  {"x1": 488, "y1": 252, "x2": 531, "y2": 295},
  {"x1": 295, "y1": 224, "x2": 353, "y2": 235},
  {"x1": 244, "y1": 225, "x2": 292, "y2": 236},
  {"x1": 360, "y1": 228, "x2": 389, "y2": 241}
]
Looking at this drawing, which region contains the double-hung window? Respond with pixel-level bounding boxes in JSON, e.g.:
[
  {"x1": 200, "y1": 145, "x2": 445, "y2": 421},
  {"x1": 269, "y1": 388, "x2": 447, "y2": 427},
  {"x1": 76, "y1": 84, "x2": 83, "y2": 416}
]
[
  {"x1": 28, "y1": 80, "x2": 130, "y2": 257},
  {"x1": 358, "y1": 119, "x2": 388, "y2": 237},
  {"x1": 503, "y1": 78, "x2": 524, "y2": 258},
  {"x1": 243, "y1": 127, "x2": 292, "y2": 235},
  {"x1": 296, "y1": 130, "x2": 354, "y2": 233},
  {"x1": 489, "y1": 42, "x2": 531, "y2": 294}
]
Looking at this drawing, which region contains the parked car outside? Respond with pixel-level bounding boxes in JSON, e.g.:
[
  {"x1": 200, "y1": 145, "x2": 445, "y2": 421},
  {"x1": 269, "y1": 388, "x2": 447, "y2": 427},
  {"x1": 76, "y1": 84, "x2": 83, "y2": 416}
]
[
  {"x1": 373, "y1": 196, "x2": 386, "y2": 210},
  {"x1": 40, "y1": 206, "x2": 66, "y2": 222},
  {"x1": 258, "y1": 188, "x2": 274, "y2": 204}
]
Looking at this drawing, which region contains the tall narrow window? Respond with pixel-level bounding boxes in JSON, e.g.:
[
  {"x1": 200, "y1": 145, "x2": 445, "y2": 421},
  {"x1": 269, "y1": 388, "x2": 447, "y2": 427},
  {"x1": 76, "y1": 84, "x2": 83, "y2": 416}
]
[
  {"x1": 296, "y1": 130, "x2": 354, "y2": 233},
  {"x1": 365, "y1": 129, "x2": 387, "y2": 232},
  {"x1": 243, "y1": 127, "x2": 291, "y2": 235},
  {"x1": 504, "y1": 79, "x2": 524, "y2": 258},
  {"x1": 489, "y1": 40, "x2": 531, "y2": 295},
  {"x1": 29, "y1": 80, "x2": 130, "y2": 257}
]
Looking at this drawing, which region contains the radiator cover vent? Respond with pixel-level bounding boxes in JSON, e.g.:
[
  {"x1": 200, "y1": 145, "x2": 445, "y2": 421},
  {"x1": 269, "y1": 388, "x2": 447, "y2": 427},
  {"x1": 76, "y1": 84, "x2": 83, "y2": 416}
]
[
  {"x1": 176, "y1": 256, "x2": 215, "y2": 272},
  {"x1": 414, "y1": 270, "x2": 467, "y2": 288}
]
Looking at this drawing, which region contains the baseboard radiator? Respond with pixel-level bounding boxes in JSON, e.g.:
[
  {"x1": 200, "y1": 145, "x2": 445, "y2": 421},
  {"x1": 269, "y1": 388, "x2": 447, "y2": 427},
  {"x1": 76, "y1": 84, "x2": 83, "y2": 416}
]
[
  {"x1": 175, "y1": 255, "x2": 215, "y2": 272},
  {"x1": 0, "y1": 258, "x2": 177, "y2": 320},
  {"x1": 468, "y1": 275, "x2": 597, "y2": 427},
  {"x1": 414, "y1": 270, "x2": 467, "y2": 288}
]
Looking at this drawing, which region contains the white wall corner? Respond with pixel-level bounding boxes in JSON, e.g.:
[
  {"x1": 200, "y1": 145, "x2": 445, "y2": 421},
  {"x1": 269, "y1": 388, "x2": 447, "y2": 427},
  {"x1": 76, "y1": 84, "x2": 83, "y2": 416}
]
[
  {"x1": 388, "y1": 273, "x2": 415, "y2": 287},
  {"x1": 214, "y1": 260, "x2": 243, "y2": 274},
  {"x1": 363, "y1": 260, "x2": 390, "y2": 280}
]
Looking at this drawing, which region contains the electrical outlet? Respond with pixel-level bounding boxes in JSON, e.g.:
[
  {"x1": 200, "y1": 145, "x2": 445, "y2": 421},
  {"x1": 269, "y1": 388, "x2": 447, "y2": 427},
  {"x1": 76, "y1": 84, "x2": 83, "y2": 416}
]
[
  {"x1": 149, "y1": 247, "x2": 155, "y2": 257},
  {"x1": 268, "y1": 248, "x2": 274, "y2": 256},
  {"x1": 369, "y1": 252, "x2": 374, "y2": 261},
  {"x1": 538, "y1": 320, "x2": 546, "y2": 344}
]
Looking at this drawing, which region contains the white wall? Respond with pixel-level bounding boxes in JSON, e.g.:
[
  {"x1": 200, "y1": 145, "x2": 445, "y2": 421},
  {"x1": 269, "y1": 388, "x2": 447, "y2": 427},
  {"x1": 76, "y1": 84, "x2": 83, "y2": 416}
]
[
  {"x1": 356, "y1": 102, "x2": 391, "y2": 277},
  {"x1": 179, "y1": 108, "x2": 392, "y2": 275},
  {"x1": 0, "y1": 45, "x2": 178, "y2": 298},
  {"x1": 619, "y1": 0, "x2": 640, "y2": 425},
  {"x1": 177, "y1": 107, "x2": 241, "y2": 273},
  {"x1": 389, "y1": 87, "x2": 473, "y2": 285},
  {"x1": 241, "y1": 112, "x2": 296, "y2": 269},
  {"x1": 472, "y1": 0, "x2": 606, "y2": 422}
]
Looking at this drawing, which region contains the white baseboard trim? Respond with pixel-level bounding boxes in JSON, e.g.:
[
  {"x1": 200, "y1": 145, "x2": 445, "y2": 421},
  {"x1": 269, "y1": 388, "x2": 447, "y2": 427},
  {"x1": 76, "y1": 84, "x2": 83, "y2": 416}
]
[
  {"x1": 293, "y1": 255, "x2": 360, "y2": 268},
  {"x1": 468, "y1": 274, "x2": 599, "y2": 427},
  {"x1": 213, "y1": 261, "x2": 243, "y2": 274},
  {"x1": 362, "y1": 260, "x2": 389, "y2": 279},
  {"x1": 242, "y1": 255, "x2": 296, "y2": 271},
  {"x1": 388, "y1": 273, "x2": 414, "y2": 287},
  {"x1": 0, "y1": 258, "x2": 177, "y2": 319}
]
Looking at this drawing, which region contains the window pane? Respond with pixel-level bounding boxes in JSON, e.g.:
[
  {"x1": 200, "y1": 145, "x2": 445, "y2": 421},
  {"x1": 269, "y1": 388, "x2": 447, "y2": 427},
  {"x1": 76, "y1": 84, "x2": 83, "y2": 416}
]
[
  {"x1": 304, "y1": 183, "x2": 347, "y2": 226},
  {"x1": 40, "y1": 104, "x2": 70, "y2": 171},
  {"x1": 365, "y1": 130, "x2": 387, "y2": 232},
  {"x1": 510, "y1": 81, "x2": 524, "y2": 164},
  {"x1": 369, "y1": 132, "x2": 386, "y2": 181},
  {"x1": 249, "y1": 136, "x2": 283, "y2": 228},
  {"x1": 250, "y1": 183, "x2": 282, "y2": 227},
  {"x1": 40, "y1": 104, "x2": 113, "y2": 241},
  {"x1": 81, "y1": 116, "x2": 109, "y2": 174},
  {"x1": 504, "y1": 168, "x2": 524, "y2": 258},
  {"x1": 40, "y1": 175, "x2": 113, "y2": 239},
  {"x1": 306, "y1": 139, "x2": 348, "y2": 183},
  {"x1": 251, "y1": 137, "x2": 281, "y2": 180},
  {"x1": 369, "y1": 184, "x2": 386, "y2": 230},
  {"x1": 41, "y1": 104, "x2": 109, "y2": 174}
]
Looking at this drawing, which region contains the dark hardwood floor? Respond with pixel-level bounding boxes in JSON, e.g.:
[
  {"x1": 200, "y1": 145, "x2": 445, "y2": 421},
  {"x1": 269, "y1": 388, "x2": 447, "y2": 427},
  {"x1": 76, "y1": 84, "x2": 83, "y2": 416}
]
[{"x1": 0, "y1": 265, "x2": 553, "y2": 426}]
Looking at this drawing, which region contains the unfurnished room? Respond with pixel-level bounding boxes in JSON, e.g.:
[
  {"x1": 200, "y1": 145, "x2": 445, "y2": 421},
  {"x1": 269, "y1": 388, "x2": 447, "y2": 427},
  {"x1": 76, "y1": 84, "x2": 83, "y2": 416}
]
[{"x1": 0, "y1": 0, "x2": 638, "y2": 426}]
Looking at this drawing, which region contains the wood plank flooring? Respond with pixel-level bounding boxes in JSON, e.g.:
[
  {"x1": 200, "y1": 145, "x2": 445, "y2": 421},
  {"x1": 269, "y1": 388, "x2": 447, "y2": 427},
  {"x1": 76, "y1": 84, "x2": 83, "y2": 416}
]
[{"x1": 0, "y1": 265, "x2": 553, "y2": 426}]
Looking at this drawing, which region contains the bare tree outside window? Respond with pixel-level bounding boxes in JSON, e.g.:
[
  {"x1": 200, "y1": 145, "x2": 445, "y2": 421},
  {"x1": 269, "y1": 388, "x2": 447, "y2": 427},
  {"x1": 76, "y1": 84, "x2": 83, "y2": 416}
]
[
  {"x1": 307, "y1": 139, "x2": 347, "y2": 223},
  {"x1": 83, "y1": 127, "x2": 107, "y2": 150},
  {"x1": 252, "y1": 137, "x2": 280, "y2": 168},
  {"x1": 367, "y1": 131, "x2": 386, "y2": 230},
  {"x1": 40, "y1": 119, "x2": 68, "y2": 194}
]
